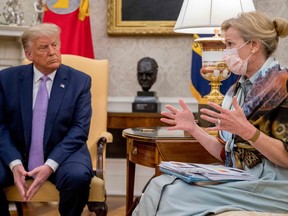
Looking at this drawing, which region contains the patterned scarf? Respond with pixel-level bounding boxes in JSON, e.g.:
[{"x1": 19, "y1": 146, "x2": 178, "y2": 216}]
[{"x1": 220, "y1": 59, "x2": 288, "y2": 169}]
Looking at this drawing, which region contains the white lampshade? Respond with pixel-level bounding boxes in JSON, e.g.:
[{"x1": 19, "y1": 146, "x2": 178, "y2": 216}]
[{"x1": 174, "y1": 0, "x2": 256, "y2": 34}]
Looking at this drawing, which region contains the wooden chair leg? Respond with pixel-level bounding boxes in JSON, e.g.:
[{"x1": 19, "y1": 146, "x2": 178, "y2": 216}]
[
  {"x1": 126, "y1": 196, "x2": 141, "y2": 216},
  {"x1": 87, "y1": 201, "x2": 108, "y2": 216},
  {"x1": 15, "y1": 202, "x2": 23, "y2": 216}
]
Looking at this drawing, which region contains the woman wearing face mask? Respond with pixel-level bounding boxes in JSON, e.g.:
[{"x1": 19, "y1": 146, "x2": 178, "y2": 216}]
[{"x1": 132, "y1": 11, "x2": 288, "y2": 216}]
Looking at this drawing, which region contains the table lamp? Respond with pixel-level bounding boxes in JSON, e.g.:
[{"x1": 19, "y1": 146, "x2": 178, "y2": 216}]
[{"x1": 174, "y1": 0, "x2": 255, "y2": 104}]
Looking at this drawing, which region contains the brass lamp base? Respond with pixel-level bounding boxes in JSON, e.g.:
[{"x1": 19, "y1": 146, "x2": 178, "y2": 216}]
[
  {"x1": 204, "y1": 81, "x2": 224, "y2": 104},
  {"x1": 194, "y1": 35, "x2": 230, "y2": 104}
]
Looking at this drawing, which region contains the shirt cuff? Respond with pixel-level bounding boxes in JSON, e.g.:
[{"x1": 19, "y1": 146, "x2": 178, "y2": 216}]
[
  {"x1": 45, "y1": 159, "x2": 59, "y2": 172},
  {"x1": 9, "y1": 159, "x2": 22, "y2": 170}
]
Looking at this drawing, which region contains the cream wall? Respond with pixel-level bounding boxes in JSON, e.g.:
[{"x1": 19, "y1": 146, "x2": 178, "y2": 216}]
[{"x1": 1, "y1": 0, "x2": 288, "y2": 99}]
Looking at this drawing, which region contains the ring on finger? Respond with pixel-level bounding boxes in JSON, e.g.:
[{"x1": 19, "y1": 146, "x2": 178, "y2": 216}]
[{"x1": 216, "y1": 118, "x2": 221, "y2": 127}]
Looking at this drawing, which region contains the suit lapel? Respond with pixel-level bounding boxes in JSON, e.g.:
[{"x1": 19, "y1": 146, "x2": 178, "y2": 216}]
[
  {"x1": 44, "y1": 65, "x2": 69, "y2": 145},
  {"x1": 19, "y1": 65, "x2": 33, "y2": 149}
]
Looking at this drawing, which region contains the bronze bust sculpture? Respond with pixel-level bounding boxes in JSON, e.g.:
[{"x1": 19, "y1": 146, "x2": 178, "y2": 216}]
[
  {"x1": 137, "y1": 57, "x2": 158, "y2": 92},
  {"x1": 133, "y1": 57, "x2": 160, "y2": 112}
]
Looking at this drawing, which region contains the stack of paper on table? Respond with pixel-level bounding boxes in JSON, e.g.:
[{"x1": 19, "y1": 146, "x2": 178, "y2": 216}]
[{"x1": 159, "y1": 161, "x2": 258, "y2": 183}]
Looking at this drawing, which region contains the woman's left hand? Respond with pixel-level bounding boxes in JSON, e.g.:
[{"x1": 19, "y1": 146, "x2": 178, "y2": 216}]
[{"x1": 200, "y1": 96, "x2": 252, "y2": 138}]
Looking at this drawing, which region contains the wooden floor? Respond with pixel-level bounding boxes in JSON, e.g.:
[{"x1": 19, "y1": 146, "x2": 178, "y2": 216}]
[{"x1": 10, "y1": 196, "x2": 126, "y2": 216}]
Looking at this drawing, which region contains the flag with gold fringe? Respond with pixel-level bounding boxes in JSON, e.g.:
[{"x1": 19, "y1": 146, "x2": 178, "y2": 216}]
[
  {"x1": 43, "y1": 0, "x2": 94, "y2": 59},
  {"x1": 190, "y1": 34, "x2": 238, "y2": 103}
]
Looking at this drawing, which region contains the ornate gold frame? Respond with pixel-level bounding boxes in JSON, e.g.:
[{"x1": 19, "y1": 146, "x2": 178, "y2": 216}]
[{"x1": 107, "y1": 0, "x2": 180, "y2": 36}]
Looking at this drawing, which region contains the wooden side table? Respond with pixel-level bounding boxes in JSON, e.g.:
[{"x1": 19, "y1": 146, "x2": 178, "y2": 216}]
[
  {"x1": 108, "y1": 112, "x2": 167, "y2": 129},
  {"x1": 107, "y1": 112, "x2": 167, "y2": 158},
  {"x1": 122, "y1": 127, "x2": 219, "y2": 216}
]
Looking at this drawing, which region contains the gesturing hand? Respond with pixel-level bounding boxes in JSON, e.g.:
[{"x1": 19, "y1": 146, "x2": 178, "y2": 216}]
[
  {"x1": 160, "y1": 99, "x2": 198, "y2": 134},
  {"x1": 200, "y1": 97, "x2": 251, "y2": 138}
]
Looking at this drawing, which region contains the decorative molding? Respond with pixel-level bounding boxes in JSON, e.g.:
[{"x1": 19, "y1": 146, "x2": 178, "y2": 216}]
[
  {"x1": 0, "y1": 25, "x2": 28, "y2": 68},
  {"x1": 0, "y1": 37, "x2": 18, "y2": 43},
  {"x1": 0, "y1": 24, "x2": 29, "y2": 37}
]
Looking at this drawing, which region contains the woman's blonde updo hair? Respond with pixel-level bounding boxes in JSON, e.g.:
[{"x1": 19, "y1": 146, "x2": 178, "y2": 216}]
[
  {"x1": 21, "y1": 23, "x2": 61, "y2": 52},
  {"x1": 221, "y1": 11, "x2": 288, "y2": 57}
]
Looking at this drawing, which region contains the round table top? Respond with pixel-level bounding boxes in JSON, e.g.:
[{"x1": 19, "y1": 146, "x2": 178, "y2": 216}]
[{"x1": 122, "y1": 127, "x2": 194, "y2": 140}]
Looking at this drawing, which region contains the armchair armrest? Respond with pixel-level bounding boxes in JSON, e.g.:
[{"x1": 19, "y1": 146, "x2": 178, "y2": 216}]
[
  {"x1": 100, "y1": 131, "x2": 113, "y2": 143},
  {"x1": 96, "y1": 131, "x2": 113, "y2": 179}
]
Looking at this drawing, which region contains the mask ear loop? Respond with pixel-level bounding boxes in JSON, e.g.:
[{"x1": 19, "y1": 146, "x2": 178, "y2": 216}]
[
  {"x1": 238, "y1": 40, "x2": 250, "y2": 50},
  {"x1": 244, "y1": 52, "x2": 254, "y2": 61},
  {"x1": 237, "y1": 41, "x2": 253, "y2": 62},
  {"x1": 243, "y1": 46, "x2": 256, "y2": 62}
]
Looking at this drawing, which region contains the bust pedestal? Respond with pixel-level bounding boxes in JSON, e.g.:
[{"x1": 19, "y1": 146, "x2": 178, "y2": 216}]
[{"x1": 132, "y1": 91, "x2": 160, "y2": 113}]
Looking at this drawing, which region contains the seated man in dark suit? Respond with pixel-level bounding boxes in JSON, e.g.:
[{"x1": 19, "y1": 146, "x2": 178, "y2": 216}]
[{"x1": 0, "y1": 23, "x2": 93, "y2": 216}]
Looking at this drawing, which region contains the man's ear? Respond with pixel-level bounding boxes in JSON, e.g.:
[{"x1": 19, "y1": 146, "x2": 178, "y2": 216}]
[{"x1": 25, "y1": 51, "x2": 33, "y2": 61}]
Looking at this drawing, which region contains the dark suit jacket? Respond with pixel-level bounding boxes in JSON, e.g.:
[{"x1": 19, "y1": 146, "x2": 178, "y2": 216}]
[{"x1": 0, "y1": 63, "x2": 92, "y2": 170}]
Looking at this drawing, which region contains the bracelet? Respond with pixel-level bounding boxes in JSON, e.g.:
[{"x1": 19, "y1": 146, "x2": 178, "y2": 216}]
[{"x1": 248, "y1": 129, "x2": 261, "y2": 143}]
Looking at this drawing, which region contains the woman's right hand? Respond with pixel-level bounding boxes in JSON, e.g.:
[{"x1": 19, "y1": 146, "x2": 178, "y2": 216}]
[{"x1": 160, "y1": 99, "x2": 198, "y2": 134}]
